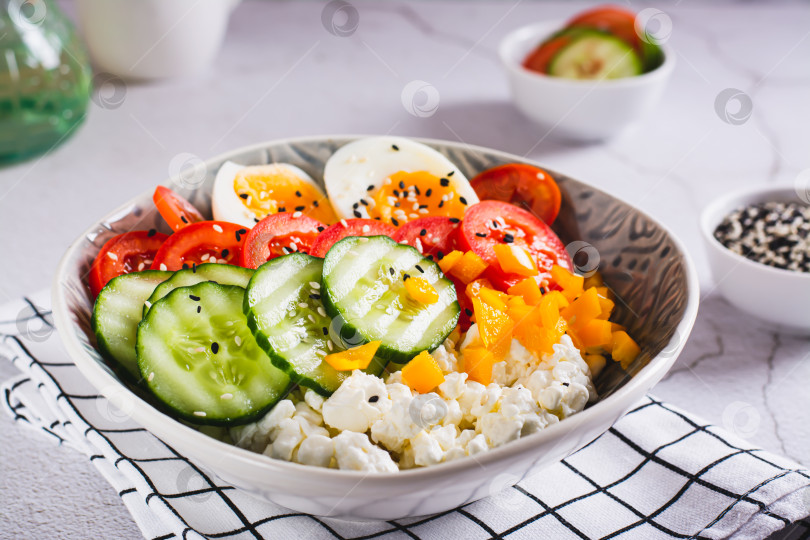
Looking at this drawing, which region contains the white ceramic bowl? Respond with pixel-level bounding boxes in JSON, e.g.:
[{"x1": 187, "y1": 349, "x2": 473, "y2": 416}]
[
  {"x1": 701, "y1": 185, "x2": 810, "y2": 334},
  {"x1": 498, "y1": 21, "x2": 675, "y2": 141},
  {"x1": 53, "y1": 136, "x2": 699, "y2": 520}
]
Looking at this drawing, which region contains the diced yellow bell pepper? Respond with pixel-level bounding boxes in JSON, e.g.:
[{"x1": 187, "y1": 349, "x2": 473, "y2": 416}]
[
  {"x1": 577, "y1": 319, "x2": 613, "y2": 348},
  {"x1": 471, "y1": 297, "x2": 513, "y2": 359},
  {"x1": 611, "y1": 330, "x2": 640, "y2": 369},
  {"x1": 462, "y1": 346, "x2": 496, "y2": 385},
  {"x1": 583, "y1": 271, "x2": 604, "y2": 289},
  {"x1": 515, "y1": 325, "x2": 557, "y2": 356},
  {"x1": 323, "y1": 341, "x2": 381, "y2": 371},
  {"x1": 478, "y1": 286, "x2": 508, "y2": 313},
  {"x1": 545, "y1": 289, "x2": 570, "y2": 309},
  {"x1": 401, "y1": 350, "x2": 445, "y2": 393},
  {"x1": 551, "y1": 265, "x2": 584, "y2": 302},
  {"x1": 404, "y1": 276, "x2": 439, "y2": 304},
  {"x1": 449, "y1": 251, "x2": 488, "y2": 284},
  {"x1": 538, "y1": 293, "x2": 562, "y2": 329},
  {"x1": 561, "y1": 287, "x2": 601, "y2": 327},
  {"x1": 493, "y1": 244, "x2": 538, "y2": 277},
  {"x1": 507, "y1": 277, "x2": 544, "y2": 305},
  {"x1": 595, "y1": 286, "x2": 613, "y2": 300},
  {"x1": 437, "y1": 250, "x2": 463, "y2": 274}
]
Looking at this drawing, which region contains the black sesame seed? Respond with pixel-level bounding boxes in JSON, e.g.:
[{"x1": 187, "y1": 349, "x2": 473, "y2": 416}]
[
  {"x1": 360, "y1": 199, "x2": 369, "y2": 206},
  {"x1": 317, "y1": 226, "x2": 325, "y2": 232},
  {"x1": 180, "y1": 215, "x2": 188, "y2": 224},
  {"x1": 492, "y1": 220, "x2": 499, "y2": 228},
  {"x1": 369, "y1": 395, "x2": 380, "y2": 403},
  {"x1": 182, "y1": 263, "x2": 189, "y2": 269},
  {"x1": 192, "y1": 263, "x2": 197, "y2": 273},
  {"x1": 403, "y1": 273, "x2": 411, "y2": 280},
  {"x1": 196, "y1": 305, "x2": 201, "y2": 313},
  {"x1": 465, "y1": 308, "x2": 473, "y2": 317},
  {"x1": 447, "y1": 171, "x2": 455, "y2": 176},
  {"x1": 389, "y1": 267, "x2": 395, "y2": 276},
  {"x1": 426, "y1": 188, "x2": 433, "y2": 197},
  {"x1": 394, "y1": 202, "x2": 400, "y2": 208},
  {"x1": 189, "y1": 295, "x2": 200, "y2": 301},
  {"x1": 540, "y1": 287, "x2": 547, "y2": 295},
  {"x1": 419, "y1": 204, "x2": 428, "y2": 209},
  {"x1": 476, "y1": 232, "x2": 487, "y2": 238},
  {"x1": 391, "y1": 218, "x2": 399, "y2": 226},
  {"x1": 459, "y1": 197, "x2": 468, "y2": 205},
  {"x1": 415, "y1": 264, "x2": 424, "y2": 273},
  {"x1": 503, "y1": 233, "x2": 515, "y2": 243},
  {"x1": 353, "y1": 202, "x2": 359, "y2": 209},
  {"x1": 239, "y1": 193, "x2": 249, "y2": 200},
  {"x1": 392, "y1": 144, "x2": 399, "y2": 151},
  {"x1": 399, "y1": 181, "x2": 405, "y2": 189},
  {"x1": 420, "y1": 229, "x2": 427, "y2": 237},
  {"x1": 414, "y1": 186, "x2": 421, "y2": 196},
  {"x1": 295, "y1": 190, "x2": 302, "y2": 197},
  {"x1": 353, "y1": 210, "x2": 362, "y2": 218},
  {"x1": 211, "y1": 342, "x2": 219, "y2": 354},
  {"x1": 374, "y1": 216, "x2": 381, "y2": 221},
  {"x1": 440, "y1": 178, "x2": 450, "y2": 187},
  {"x1": 278, "y1": 207, "x2": 286, "y2": 212},
  {"x1": 313, "y1": 200, "x2": 320, "y2": 207},
  {"x1": 367, "y1": 185, "x2": 375, "y2": 191},
  {"x1": 310, "y1": 293, "x2": 321, "y2": 300},
  {"x1": 322, "y1": 327, "x2": 329, "y2": 336},
  {"x1": 437, "y1": 251, "x2": 444, "y2": 260},
  {"x1": 393, "y1": 190, "x2": 400, "y2": 197},
  {"x1": 253, "y1": 217, "x2": 260, "y2": 223},
  {"x1": 295, "y1": 205, "x2": 305, "y2": 212},
  {"x1": 438, "y1": 200, "x2": 445, "y2": 208},
  {"x1": 449, "y1": 217, "x2": 460, "y2": 223},
  {"x1": 221, "y1": 249, "x2": 229, "y2": 258},
  {"x1": 147, "y1": 228, "x2": 157, "y2": 237}
]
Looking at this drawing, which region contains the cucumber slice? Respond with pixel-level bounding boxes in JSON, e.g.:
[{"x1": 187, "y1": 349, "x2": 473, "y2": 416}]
[
  {"x1": 244, "y1": 253, "x2": 386, "y2": 396},
  {"x1": 144, "y1": 263, "x2": 253, "y2": 316},
  {"x1": 137, "y1": 282, "x2": 291, "y2": 425},
  {"x1": 92, "y1": 270, "x2": 171, "y2": 381},
  {"x1": 549, "y1": 30, "x2": 642, "y2": 79},
  {"x1": 322, "y1": 235, "x2": 459, "y2": 365}
]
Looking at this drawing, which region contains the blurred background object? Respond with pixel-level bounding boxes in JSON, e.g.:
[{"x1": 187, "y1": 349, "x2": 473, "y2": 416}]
[
  {"x1": 0, "y1": 0, "x2": 91, "y2": 164},
  {"x1": 75, "y1": 0, "x2": 240, "y2": 80}
]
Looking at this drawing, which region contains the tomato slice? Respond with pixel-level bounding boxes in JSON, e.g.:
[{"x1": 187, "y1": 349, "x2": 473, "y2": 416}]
[
  {"x1": 391, "y1": 216, "x2": 460, "y2": 260},
  {"x1": 309, "y1": 219, "x2": 396, "y2": 258},
  {"x1": 566, "y1": 5, "x2": 641, "y2": 51},
  {"x1": 241, "y1": 213, "x2": 325, "y2": 268},
  {"x1": 153, "y1": 186, "x2": 205, "y2": 232},
  {"x1": 151, "y1": 221, "x2": 245, "y2": 271},
  {"x1": 458, "y1": 201, "x2": 573, "y2": 290},
  {"x1": 523, "y1": 31, "x2": 580, "y2": 74},
  {"x1": 89, "y1": 230, "x2": 169, "y2": 296},
  {"x1": 470, "y1": 164, "x2": 562, "y2": 225}
]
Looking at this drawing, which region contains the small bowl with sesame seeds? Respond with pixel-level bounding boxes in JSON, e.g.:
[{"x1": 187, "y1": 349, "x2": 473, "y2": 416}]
[{"x1": 701, "y1": 186, "x2": 810, "y2": 334}]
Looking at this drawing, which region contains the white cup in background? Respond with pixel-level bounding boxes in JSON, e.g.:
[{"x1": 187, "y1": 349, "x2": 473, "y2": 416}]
[{"x1": 76, "y1": 0, "x2": 241, "y2": 80}]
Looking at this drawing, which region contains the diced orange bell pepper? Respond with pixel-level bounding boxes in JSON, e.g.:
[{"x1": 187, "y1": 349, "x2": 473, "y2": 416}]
[
  {"x1": 449, "y1": 251, "x2": 488, "y2": 284},
  {"x1": 404, "y1": 276, "x2": 439, "y2": 304},
  {"x1": 494, "y1": 244, "x2": 538, "y2": 277},
  {"x1": 551, "y1": 265, "x2": 584, "y2": 302},
  {"x1": 583, "y1": 271, "x2": 604, "y2": 289},
  {"x1": 577, "y1": 319, "x2": 613, "y2": 348},
  {"x1": 471, "y1": 297, "x2": 513, "y2": 359},
  {"x1": 438, "y1": 250, "x2": 463, "y2": 274},
  {"x1": 462, "y1": 346, "x2": 496, "y2": 385},
  {"x1": 515, "y1": 325, "x2": 557, "y2": 356},
  {"x1": 465, "y1": 278, "x2": 494, "y2": 301},
  {"x1": 545, "y1": 289, "x2": 569, "y2": 310},
  {"x1": 507, "y1": 277, "x2": 544, "y2": 305},
  {"x1": 595, "y1": 289, "x2": 615, "y2": 319},
  {"x1": 323, "y1": 341, "x2": 381, "y2": 371},
  {"x1": 561, "y1": 287, "x2": 601, "y2": 327},
  {"x1": 478, "y1": 286, "x2": 508, "y2": 313},
  {"x1": 611, "y1": 330, "x2": 640, "y2": 369},
  {"x1": 538, "y1": 293, "x2": 562, "y2": 329},
  {"x1": 401, "y1": 350, "x2": 445, "y2": 393},
  {"x1": 583, "y1": 353, "x2": 607, "y2": 377}
]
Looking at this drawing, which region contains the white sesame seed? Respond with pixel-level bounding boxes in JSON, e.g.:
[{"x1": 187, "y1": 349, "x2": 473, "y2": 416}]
[
  {"x1": 418, "y1": 208, "x2": 429, "y2": 214},
  {"x1": 201, "y1": 253, "x2": 210, "y2": 261},
  {"x1": 409, "y1": 213, "x2": 419, "y2": 219},
  {"x1": 213, "y1": 224, "x2": 223, "y2": 233},
  {"x1": 384, "y1": 177, "x2": 391, "y2": 185},
  {"x1": 194, "y1": 346, "x2": 206, "y2": 353},
  {"x1": 310, "y1": 281, "x2": 320, "y2": 289},
  {"x1": 327, "y1": 340, "x2": 334, "y2": 351},
  {"x1": 308, "y1": 314, "x2": 316, "y2": 323},
  {"x1": 415, "y1": 238, "x2": 423, "y2": 253},
  {"x1": 159, "y1": 263, "x2": 167, "y2": 271},
  {"x1": 293, "y1": 211, "x2": 302, "y2": 218},
  {"x1": 359, "y1": 237, "x2": 369, "y2": 243},
  {"x1": 221, "y1": 393, "x2": 233, "y2": 400},
  {"x1": 317, "y1": 306, "x2": 326, "y2": 317},
  {"x1": 106, "y1": 252, "x2": 118, "y2": 261},
  {"x1": 234, "y1": 335, "x2": 242, "y2": 346},
  {"x1": 298, "y1": 302, "x2": 308, "y2": 308},
  {"x1": 218, "y1": 258, "x2": 227, "y2": 264},
  {"x1": 147, "y1": 372, "x2": 154, "y2": 382},
  {"x1": 361, "y1": 225, "x2": 370, "y2": 233},
  {"x1": 193, "y1": 411, "x2": 207, "y2": 417},
  {"x1": 290, "y1": 242, "x2": 298, "y2": 251},
  {"x1": 137, "y1": 262, "x2": 145, "y2": 271},
  {"x1": 340, "y1": 219, "x2": 348, "y2": 228}
]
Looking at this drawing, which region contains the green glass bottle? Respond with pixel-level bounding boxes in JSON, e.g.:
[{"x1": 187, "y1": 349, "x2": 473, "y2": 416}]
[{"x1": 0, "y1": 0, "x2": 91, "y2": 164}]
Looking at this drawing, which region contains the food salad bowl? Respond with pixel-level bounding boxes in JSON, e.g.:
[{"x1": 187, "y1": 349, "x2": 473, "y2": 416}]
[{"x1": 53, "y1": 136, "x2": 699, "y2": 520}]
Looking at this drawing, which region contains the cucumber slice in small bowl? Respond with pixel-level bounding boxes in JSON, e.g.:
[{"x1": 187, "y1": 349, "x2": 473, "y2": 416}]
[
  {"x1": 144, "y1": 263, "x2": 253, "y2": 316},
  {"x1": 548, "y1": 30, "x2": 642, "y2": 80},
  {"x1": 244, "y1": 253, "x2": 387, "y2": 396},
  {"x1": 92, "y1": 270, "x2": 172, "y2": 382},
  {"x1": 137, "y1": 281, "x2": 292, "y2": 425},
  {"x1": 322, "y1": 235, "x2": 459, "y2": 366}
]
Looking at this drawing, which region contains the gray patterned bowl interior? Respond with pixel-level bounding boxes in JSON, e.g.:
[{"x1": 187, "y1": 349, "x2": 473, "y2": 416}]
[{"x1": 60, "y1": 136, "x2": 693, "y2": 401}]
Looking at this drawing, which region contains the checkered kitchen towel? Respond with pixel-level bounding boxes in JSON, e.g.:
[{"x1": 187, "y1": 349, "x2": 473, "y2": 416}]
[{"x1": 3, "y1": 292, "x2": 810, "y2": 540}]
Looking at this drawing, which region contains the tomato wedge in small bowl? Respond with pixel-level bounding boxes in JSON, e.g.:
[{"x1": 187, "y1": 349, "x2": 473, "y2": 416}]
[
  {"x1": 89, "y1": 230, "x2": 169, "y2": 296},
  {"x1": 153, "y1": 186, "x2": 205, "y2": 232},
  {"x1": 470, "y1": 164, "x2": 561, "y2": 225},
  {"x1": 241, "y1": 213, "x2": 325, "y2": 268},
  {"x1": 309, "y1": 218, "x2": 396, "y2": 258},
  {"x1": 459, "y1": 201, "x2": 573, "y2": 290},
  {"x1": 391, "y1": 216, "x2": 460, "y2": 260},
  {"x1": 152, "y1": 221, "x2": 246, "y2": 271}
]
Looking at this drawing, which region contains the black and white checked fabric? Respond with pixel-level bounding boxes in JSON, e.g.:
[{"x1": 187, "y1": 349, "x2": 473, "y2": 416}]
[{"x1": 3, "y1": 292, "x2": 810, "y2": 540}]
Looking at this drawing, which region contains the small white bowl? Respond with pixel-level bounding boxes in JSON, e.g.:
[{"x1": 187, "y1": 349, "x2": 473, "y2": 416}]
[
  {"x1": 498, "y1": 21, "x2": 675, "y2": 141},
  {"x1": 700, "y1": 186, "x2": 810, "y2": 334}
]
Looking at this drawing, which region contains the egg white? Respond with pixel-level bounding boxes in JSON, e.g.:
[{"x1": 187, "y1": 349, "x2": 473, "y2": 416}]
[
  {"x1": 323, "y1": 137, "x2": 478, "y2": 220},
  {"x1": 212, "y1": 161, "x2": 324, "y2": 228}
]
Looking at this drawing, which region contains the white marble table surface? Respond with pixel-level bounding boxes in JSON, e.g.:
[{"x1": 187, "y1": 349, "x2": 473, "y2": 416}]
[{"x1": 1, "y1": 0, "x2": 808, "y2": 538}]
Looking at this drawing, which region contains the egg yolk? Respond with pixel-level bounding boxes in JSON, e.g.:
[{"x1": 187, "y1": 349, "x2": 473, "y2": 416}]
[
  {"x1": 368, "y1": 171, "x2": 467, "y2": 226},
  {"x1": 233, "y1": 165, "x2": 337, "y2": 224}
]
